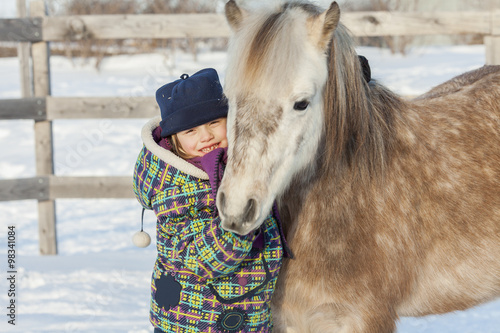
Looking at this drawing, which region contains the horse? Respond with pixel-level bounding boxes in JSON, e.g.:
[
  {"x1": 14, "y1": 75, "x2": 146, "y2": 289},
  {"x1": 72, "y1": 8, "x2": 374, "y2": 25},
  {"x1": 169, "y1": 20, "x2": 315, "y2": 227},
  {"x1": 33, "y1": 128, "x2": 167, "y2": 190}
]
[{"x1": 217, "y1": 1, "x2": 500, "y2": 332}]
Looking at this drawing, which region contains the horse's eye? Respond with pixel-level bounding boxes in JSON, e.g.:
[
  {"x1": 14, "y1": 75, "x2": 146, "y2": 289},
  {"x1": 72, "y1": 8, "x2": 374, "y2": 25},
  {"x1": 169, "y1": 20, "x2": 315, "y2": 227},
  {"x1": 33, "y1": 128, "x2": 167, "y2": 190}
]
[{"x1": 293, "y1": 100, "x2": 309, "y2": 111}]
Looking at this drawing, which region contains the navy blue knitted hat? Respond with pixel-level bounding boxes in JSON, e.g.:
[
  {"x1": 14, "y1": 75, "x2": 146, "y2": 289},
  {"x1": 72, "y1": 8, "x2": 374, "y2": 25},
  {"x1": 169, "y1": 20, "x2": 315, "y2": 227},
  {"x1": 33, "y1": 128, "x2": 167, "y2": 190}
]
[{"x1": 157, "y1": 68, "x2": 228, "y2": 137}]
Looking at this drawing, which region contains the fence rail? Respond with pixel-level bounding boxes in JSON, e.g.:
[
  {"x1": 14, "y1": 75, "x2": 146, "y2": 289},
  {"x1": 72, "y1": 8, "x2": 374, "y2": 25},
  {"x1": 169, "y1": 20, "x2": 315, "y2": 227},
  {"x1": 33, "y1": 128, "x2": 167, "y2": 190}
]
[
  {"x1": 1, "y1": 11, "x2": 500, "y2": 42},
  {"x1": 0, "y1": 176, "x2": 133, "y2": 201},
  {"x1": 0, "y1": 96, "x2": 157, "y2": 120},
  {"x1": 1, "y1": 1, "x2": 500, "y2": 254}
]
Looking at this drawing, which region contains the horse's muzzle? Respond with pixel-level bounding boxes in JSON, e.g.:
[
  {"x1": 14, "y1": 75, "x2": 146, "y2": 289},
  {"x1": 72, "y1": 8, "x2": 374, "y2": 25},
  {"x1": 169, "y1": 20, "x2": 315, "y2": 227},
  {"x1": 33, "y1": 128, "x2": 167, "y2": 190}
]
[{"x1": 217, "y1": 191, "x2": 259, "y2": 235}]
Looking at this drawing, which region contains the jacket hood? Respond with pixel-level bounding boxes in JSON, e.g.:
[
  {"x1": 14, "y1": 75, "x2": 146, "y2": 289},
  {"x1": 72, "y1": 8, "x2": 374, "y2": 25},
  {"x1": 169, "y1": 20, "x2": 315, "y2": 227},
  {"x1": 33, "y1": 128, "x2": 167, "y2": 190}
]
[{"x1": 141, "y1": 116, "x2": 209, "y2": 180}]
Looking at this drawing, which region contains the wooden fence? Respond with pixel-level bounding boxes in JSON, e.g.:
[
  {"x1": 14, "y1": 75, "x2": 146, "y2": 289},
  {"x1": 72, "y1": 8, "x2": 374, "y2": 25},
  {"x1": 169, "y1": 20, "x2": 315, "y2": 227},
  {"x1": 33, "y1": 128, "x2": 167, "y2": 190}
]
[{"x1": 1, "y1": 0, "x2": 500, "y2": 255}]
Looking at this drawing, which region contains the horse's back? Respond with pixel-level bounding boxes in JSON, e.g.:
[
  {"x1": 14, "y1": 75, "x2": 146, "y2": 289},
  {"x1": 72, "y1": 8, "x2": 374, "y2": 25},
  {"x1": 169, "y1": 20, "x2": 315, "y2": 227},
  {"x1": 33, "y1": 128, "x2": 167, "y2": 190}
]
[
  {"x1": 414, "y1": 65, "x2": 500, "y2": 101},
  {"x1": 410, "y1": 65, "x2": 500, "y2": 156}
]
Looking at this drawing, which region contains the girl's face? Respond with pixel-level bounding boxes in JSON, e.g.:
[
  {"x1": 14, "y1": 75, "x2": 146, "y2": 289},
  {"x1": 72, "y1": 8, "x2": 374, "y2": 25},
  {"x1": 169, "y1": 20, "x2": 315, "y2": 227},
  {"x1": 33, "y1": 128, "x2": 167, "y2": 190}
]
[{"x1": 176, "y1": 117, "x2": 228, "y2": 158}]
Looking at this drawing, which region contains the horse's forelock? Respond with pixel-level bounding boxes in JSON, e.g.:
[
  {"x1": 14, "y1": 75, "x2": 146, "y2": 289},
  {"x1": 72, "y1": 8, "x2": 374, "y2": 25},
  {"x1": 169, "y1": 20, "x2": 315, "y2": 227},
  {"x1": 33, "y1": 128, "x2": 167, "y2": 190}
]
[
  {"x1": 245, "y1": 11, "x2": 282, "y2": 85},
  {"x1": 230, "y1": 2, "x2": 321, "y2": 96}
]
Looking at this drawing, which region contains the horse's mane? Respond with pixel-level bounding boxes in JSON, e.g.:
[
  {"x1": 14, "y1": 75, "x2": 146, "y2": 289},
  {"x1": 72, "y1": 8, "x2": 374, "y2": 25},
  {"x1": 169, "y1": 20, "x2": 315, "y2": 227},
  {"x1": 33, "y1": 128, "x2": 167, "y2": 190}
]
[{"x1": 323, "y1": 22, "x2": 405, "y2": 182}]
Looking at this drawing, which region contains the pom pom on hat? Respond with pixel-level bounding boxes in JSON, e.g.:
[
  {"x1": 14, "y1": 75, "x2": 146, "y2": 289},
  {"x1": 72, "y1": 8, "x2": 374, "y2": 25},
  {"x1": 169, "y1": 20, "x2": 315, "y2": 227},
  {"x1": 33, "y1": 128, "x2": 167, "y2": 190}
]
[{"x1": 157, "y1": 68, "x2": 228, "y2": 137}]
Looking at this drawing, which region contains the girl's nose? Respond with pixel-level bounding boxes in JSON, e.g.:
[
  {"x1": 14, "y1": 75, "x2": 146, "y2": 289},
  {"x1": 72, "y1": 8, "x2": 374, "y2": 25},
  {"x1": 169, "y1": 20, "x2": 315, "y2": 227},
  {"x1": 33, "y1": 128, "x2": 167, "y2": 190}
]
[{"x1": 199, "y1": 126, "x2": 214, "y2": 142}]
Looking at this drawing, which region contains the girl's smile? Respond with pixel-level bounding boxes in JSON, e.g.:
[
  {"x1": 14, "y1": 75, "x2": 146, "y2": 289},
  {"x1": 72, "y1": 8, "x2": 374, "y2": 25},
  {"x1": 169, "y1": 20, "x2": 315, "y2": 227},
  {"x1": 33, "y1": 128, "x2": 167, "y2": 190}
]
[
  {"x1": 176, "y1": 118, "x2": 228, "y2": 158},
  {"x1": 200, "y1": 143, "x2": 221, "y2": 153}
]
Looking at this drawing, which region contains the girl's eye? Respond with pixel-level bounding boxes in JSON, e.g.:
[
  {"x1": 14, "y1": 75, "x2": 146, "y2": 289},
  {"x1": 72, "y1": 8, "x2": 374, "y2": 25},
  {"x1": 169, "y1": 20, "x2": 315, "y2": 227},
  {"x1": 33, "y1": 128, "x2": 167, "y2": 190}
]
[
  {"x1": 210, "y1": 120, "x2": 220, "y2": 126},
  {"x1": 293, "y1": 100, "x2": 309, "y2": 111}
]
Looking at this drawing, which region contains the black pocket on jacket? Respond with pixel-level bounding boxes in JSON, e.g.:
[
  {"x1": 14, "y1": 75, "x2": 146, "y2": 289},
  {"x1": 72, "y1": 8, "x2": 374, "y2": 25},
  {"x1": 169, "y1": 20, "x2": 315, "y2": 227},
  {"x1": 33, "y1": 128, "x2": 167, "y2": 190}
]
[{"x1": 155, "y1": 273, "x2": 182, "y2": 311}]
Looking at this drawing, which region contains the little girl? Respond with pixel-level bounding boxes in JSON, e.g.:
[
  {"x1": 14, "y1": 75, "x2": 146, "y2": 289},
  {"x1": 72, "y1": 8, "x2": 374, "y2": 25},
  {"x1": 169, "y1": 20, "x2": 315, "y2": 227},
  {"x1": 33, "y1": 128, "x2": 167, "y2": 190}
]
[{"x1": 133, "y1": 68, "x2": 291, "y2": 333}]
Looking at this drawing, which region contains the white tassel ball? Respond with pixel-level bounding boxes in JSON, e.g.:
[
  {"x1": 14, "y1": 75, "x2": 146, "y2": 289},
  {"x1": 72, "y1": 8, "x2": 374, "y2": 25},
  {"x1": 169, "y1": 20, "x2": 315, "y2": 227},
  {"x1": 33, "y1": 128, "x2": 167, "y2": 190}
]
[{"x1": 132, "y1": 230, "x2": 151, "y2": 248}]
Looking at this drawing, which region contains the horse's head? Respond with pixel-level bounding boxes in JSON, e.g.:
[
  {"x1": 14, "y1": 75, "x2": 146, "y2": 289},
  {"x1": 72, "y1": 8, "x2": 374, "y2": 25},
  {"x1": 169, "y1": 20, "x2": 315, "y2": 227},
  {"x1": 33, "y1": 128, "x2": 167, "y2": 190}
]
[{"x1": 217, "y1": 1, "x2": 341, "y2": 235}]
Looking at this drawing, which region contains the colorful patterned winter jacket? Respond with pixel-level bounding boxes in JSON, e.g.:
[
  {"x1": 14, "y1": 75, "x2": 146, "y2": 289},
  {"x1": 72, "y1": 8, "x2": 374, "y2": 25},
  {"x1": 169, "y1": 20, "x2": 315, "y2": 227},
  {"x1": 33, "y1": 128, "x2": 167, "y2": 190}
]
[{"x1": 133, "y1": 117, "x2": 285, "y2": 333}]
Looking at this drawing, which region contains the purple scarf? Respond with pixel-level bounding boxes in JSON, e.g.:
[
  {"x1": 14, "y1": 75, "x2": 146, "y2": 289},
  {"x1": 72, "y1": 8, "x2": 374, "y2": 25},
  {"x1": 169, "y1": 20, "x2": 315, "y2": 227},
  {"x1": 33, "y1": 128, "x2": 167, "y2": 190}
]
[{"x1": 194, "y1": 147, "x2": 267, "y2": 249}]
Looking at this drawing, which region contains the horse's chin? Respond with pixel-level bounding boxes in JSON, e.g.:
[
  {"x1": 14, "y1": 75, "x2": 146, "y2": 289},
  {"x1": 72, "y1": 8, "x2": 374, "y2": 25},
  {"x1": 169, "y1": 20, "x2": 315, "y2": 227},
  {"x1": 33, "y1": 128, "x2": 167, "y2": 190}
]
[{"x1": 220, "y1": 219, "x2": 262, "y2": 236}]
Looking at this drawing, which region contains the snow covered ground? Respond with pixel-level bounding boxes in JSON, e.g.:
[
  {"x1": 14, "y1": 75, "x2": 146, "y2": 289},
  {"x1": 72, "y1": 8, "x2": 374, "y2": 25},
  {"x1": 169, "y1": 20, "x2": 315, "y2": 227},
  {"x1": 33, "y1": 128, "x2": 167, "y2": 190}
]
[{"x1": 0, "y1": 45, "x2": 499, "y2": 332}]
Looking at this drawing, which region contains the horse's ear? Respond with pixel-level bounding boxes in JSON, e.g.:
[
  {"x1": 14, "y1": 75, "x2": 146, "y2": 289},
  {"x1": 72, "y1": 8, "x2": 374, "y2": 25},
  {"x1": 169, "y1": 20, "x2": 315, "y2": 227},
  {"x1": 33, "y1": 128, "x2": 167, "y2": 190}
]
[
  {"x1": 225, "y1": 0, "x2": 246, "y2": 31},
  {"x1": 314, "y1": 1, "x2": 340, "y2": 50}
]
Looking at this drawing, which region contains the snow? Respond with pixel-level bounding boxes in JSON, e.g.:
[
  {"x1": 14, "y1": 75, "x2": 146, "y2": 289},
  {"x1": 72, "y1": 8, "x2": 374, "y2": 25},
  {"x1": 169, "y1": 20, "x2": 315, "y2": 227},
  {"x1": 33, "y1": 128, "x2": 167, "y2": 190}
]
[{"x1": 1, "y1": 45, "x2": 499, "y2": 332}]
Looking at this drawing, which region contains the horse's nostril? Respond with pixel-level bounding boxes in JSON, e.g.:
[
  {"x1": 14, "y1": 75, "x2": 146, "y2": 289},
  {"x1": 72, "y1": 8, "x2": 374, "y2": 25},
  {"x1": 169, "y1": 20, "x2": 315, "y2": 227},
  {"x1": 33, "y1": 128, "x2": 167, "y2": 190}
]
[
  {"x1": 218, "y1": 191, "x2": 226, "y2": 212},
  {"x1": 243, "y1": 198, "x2": 258, "y2": 222}
]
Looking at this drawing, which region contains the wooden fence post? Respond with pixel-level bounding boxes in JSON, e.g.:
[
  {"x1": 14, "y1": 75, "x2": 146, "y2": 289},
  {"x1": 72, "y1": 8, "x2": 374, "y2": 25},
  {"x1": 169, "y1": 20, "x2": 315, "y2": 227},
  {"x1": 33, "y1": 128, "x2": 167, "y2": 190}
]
[
  {"x1": 30, "y1": 0, "x2": 57, "y2": 255},
  {"x1": 17, "y1": 0, "x2": 32, "y2": 97},
  {"x1": 485, "y1": 37, "x2": 500, "y2": 65},
  {"x1": 486, "y1": 9, "x2": 500, "y2": 65}
]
